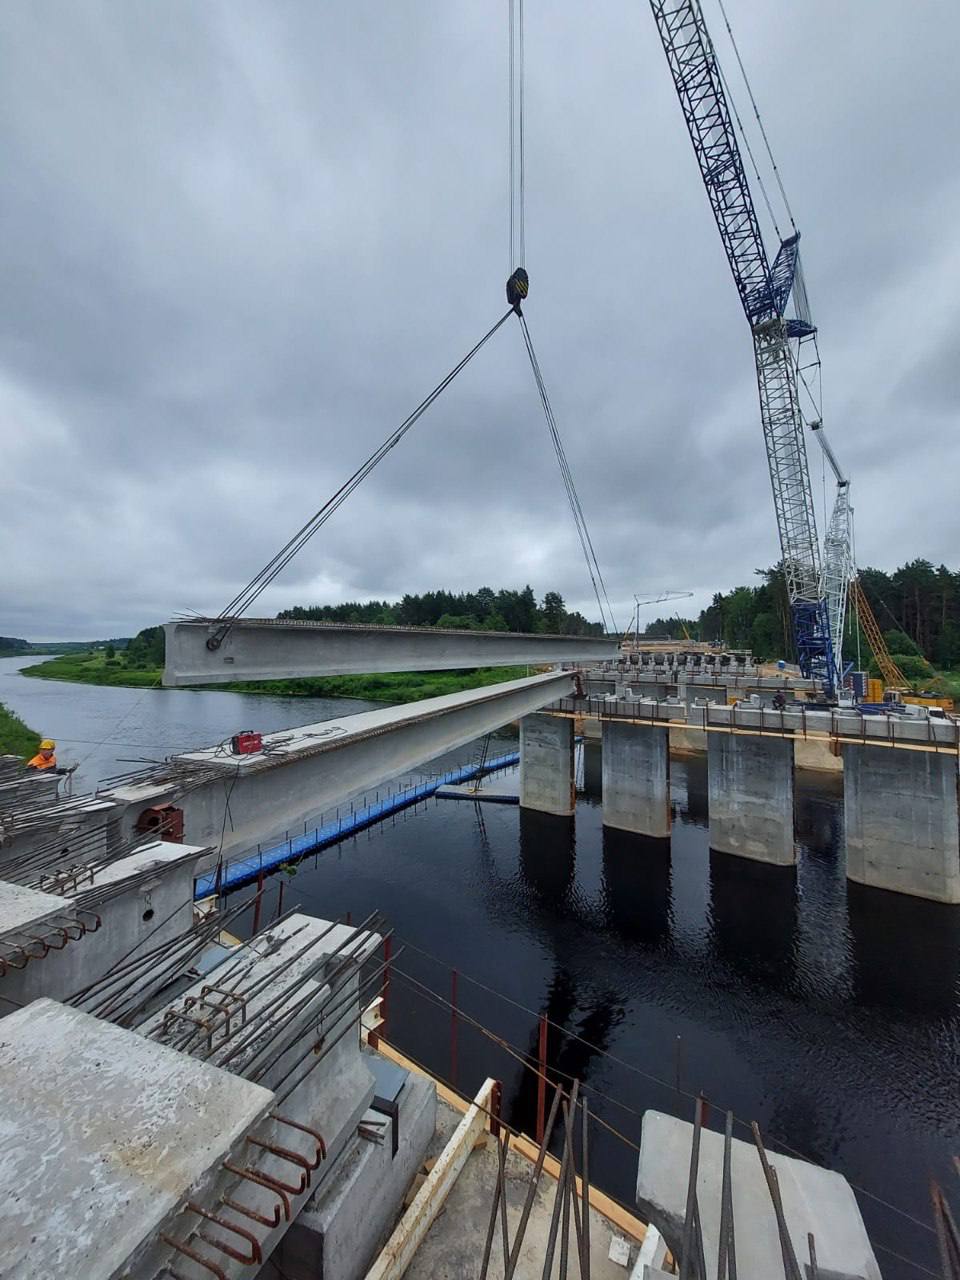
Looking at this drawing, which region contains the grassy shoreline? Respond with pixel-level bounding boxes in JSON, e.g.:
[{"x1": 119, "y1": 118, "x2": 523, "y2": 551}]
[
  {"x1": 0, "y1": 701, "x2": 41, "y2": 758},
  {"x1": 19, "y1": 651, "x2": 530, "y2": 704}
]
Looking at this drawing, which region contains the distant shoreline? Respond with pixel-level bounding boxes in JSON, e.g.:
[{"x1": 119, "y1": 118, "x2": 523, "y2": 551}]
[{"x1": 19, "y1": 651, "x2": 530, "y2": 705}]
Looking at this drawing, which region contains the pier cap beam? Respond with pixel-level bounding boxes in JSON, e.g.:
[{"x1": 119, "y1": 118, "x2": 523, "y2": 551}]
[{"x1": 163, "y1": 618, "x2": 617, "y2": 686}]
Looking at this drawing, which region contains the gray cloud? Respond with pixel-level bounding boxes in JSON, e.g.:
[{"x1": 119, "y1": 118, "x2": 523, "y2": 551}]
[{"x1": 1, "y1": 0, "x2": 957, "y2": 639}]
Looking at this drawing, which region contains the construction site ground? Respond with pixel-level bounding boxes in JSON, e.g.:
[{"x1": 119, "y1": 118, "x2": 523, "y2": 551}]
[{"x1": 403, "y1": 1098, "x2": 645, "y2": 1279}]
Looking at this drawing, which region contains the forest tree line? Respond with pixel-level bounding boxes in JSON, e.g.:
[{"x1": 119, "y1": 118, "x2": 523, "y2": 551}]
[{"x1": 280, "y1": 586, "x2": 605, "y2": 636}]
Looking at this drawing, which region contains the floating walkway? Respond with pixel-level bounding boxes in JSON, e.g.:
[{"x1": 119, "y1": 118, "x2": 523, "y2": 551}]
[{"x1": 196, "y1": 750, "x2": 520, "y2": 897}]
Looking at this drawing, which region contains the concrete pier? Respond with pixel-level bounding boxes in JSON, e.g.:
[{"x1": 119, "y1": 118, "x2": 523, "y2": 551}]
[
  {"x1": 519, "y1": 714, "x2": 575, "y2": 816},
  {"x1": 708, "y1": 734, "x2": 795, "y2": 865},
  {"x1": 843, "y1": 744, "x2": 960, "y2": 903},
  {"x1": 601, "y1": 721, "x2": 670, "y2": 837}
]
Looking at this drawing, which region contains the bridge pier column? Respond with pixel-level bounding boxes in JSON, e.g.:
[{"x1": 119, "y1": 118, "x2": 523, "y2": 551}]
[
  {"x1": 708, "y1": 733, "x2": 795, "y2": 865},
  {"x1": 519, "y1": 714, "x2": 575, "y2": 816},
  {"x1": 601, "y1": 721, "x2": 670, "y2": 838},
  {"x1": 842, "y1": 744, "x2": 960, "y2": 902}
]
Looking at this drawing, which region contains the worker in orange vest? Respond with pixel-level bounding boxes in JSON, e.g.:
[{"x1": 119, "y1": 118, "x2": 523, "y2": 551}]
[{"x1": 26, "y1": 739, "x2": 57, "y2": 770}]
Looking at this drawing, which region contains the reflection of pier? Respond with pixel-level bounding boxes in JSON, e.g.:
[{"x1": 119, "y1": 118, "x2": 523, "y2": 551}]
[
  {"x1": 509, "y1": 809, "x2": 624, "y2": 1138},
  {"x1": 848, "y1": 883, "x2": 960, "y2": 1016},
  {"x1": 709, "y1": 853, "x2": 798, "y2": 988},
  {"x1": 601, "y1": 827, "x2": 671, "y2": 946}
]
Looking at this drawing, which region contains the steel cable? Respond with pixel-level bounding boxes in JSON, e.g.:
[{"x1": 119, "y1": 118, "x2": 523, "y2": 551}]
[
  {"x1": 516, "y1": 312, "x2": 618, "y2": 633},
  {"x1": 713, "y1": 0, "x2": 798, "y2": 233},
  {"x1": 214, "y1": 308, "x2": 514, "y2": 635}
]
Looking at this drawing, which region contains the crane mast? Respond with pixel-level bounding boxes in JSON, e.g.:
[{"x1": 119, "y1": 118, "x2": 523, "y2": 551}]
[
  {"x1": 813, "y1": 422, "x2": 852, "y2": 689},
  {"x1": 648, "y1": 0, "x2": 836, "y2": 695}
]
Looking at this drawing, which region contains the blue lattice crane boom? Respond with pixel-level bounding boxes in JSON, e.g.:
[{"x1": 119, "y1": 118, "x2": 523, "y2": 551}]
[{"x1": 647, "y1": 0, "x2": 837, "y2": 695}]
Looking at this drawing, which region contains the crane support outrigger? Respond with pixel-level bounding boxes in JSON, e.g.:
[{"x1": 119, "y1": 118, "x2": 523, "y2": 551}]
[{"x1": 648, "y1": 0, "x2": 841, "y2": 696}]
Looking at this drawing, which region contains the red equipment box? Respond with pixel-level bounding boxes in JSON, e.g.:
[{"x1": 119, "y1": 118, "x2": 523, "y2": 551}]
[{"x1": 231, "y1": 730, "x2": 263, "y2": 755}]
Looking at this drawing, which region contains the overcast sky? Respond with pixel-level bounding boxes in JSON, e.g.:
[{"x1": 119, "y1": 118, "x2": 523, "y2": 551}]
[{"x1": 1, "y1": 2, "x2": 957, "y2": 640}]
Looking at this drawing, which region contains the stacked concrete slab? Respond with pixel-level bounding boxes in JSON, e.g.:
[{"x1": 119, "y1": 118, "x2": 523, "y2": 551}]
[
  {"x1": 0, "y1": 840, "x2": 215, "y2": 1012},
  {"x1": 0, "y1": 912, "x2": 435, "y2": 1280}
]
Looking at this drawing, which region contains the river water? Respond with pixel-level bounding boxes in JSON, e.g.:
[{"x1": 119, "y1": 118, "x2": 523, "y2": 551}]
[{"x1": 1, "y1": 654, "x2": 955, "y2": 1278}]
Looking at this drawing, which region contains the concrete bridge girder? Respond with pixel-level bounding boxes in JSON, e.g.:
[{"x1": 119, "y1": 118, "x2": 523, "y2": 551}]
[
  {"x1": 107, "y1": 670, "x2": 578, "y2": 857},
  {"x1": 162, "y1": 619, "x2": 617, "y2": 686}
]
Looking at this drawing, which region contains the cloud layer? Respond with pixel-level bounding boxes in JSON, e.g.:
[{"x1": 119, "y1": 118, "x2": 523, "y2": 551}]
[{"x1": 1, "y1": 1, "x2": 957, "y2": 639}]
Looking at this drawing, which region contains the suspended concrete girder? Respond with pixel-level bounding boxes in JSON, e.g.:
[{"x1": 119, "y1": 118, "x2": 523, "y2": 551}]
[
  {"x1": 106, "y1": 670, "x2": 577, "y2": 857},
  {"x1": 162, "y1": 618, "x2": 617, "y2": 686}
]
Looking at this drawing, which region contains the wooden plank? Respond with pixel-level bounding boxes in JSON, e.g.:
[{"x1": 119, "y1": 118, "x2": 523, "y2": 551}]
[
  {"x1": 365, "y1": 1036, "x2": 648, "y2": 1246},
  {"x1": 363, "y1": 1077, "x2": 495, "y2": 1280}
]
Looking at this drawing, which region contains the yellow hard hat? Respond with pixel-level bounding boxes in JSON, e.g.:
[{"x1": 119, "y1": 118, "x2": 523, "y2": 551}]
[{"x1": 40, "y1": 739, "x2": 55, "y2": 750}]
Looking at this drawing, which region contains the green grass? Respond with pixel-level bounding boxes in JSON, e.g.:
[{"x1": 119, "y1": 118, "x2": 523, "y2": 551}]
[
  {"x1": 929, "y1": 668, "x2": 960, "y2": 699},
  {"x1": 0, "y1": 701, "x2": 42, "y2": 759},
  {"x1": 20, "y1": 651, "x2": 530, "y2": 704},
  {"x1": 21, "y1": 651, "x2": 162, "y2": 688}
]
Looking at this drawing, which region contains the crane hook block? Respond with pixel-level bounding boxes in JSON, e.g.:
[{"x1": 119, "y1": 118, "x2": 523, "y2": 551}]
[{"x1": 506, "y1": 268, "x2": 529, "y2": 311}]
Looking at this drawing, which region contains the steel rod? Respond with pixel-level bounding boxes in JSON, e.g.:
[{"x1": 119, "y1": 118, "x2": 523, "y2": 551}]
[
  {"x1": 679, "y1": 1097, "x2": 705, "y2": 1280},
  {"x1": 503, "y1": 1085, "x2": 563, "y2": 1280}
]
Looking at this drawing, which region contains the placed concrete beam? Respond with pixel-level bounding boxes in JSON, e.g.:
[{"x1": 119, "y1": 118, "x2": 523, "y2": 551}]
[
  {"x1": 708, "y1": 733, "x2": 796, "y2": 866},
  {"x1": 163, "y1": 618, "x2": 617, "y2": 685},
  {"x1": 520, "y1": 712, "x2": 575, "y2": 816},
  {"x1": 112, "y1": 671, "x2": 576, "y2": 857},
  {"x1": 843, "y1": 743, "x2": 960, "y2": 902},
  {"x1": 635, "y1": 1110, "x2": 881, "y2": 1280}
]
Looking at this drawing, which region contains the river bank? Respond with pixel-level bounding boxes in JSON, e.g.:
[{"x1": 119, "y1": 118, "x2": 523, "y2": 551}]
[
  {"x1": 0, "y1": 700, "x2": 40, "y2": 758},
  {"x1": 20, "y1": 650, "x2": 529, "y2": 703}
]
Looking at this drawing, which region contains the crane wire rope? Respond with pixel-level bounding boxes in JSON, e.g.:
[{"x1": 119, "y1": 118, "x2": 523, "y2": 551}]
[
  {"x1": 209, "y1": 308, "x2": 514, "y2": 643},
  {"x1": 516, "y1": 312, "x2": 618, "y2": 634},
  {"x1": 506, "y1": 0, "x2": 616, "y2": 635},
  {"x1": 209, "y1": 0, "x2": 610, "y2": 645},
  {"x1": 715, "y1": 57, "x2": 783, "y2": 244},
  {"x1": 713, "y1": 0, "x2": 798, "y2": 234},
  {"x1": 508, "y1": 0, "x2": 525, "y2": 272}
]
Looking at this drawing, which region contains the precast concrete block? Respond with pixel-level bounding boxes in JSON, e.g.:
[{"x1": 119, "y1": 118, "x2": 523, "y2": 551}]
[
  {"x1": 707, "y1": 733, "x2": 796, "y2": 865},
  {"x1": 274, "y1": 1069, "x2": 437, "y2": 1280},
  {"x1": 635, "y1": 1110, "x2": 881, "y2": 1280},
  {"x1": 520, "y1": 713, "x2": 575, "y2": 816},
  {"x1": 842, "y1": 743, "x2": 960, "y2": 902},
  {"x1": 601, "y1": 720, "x2": 670, "y2": 838},
  {"x1": 0, "y1": 842, "x2": 209, "y2": 1014}
]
